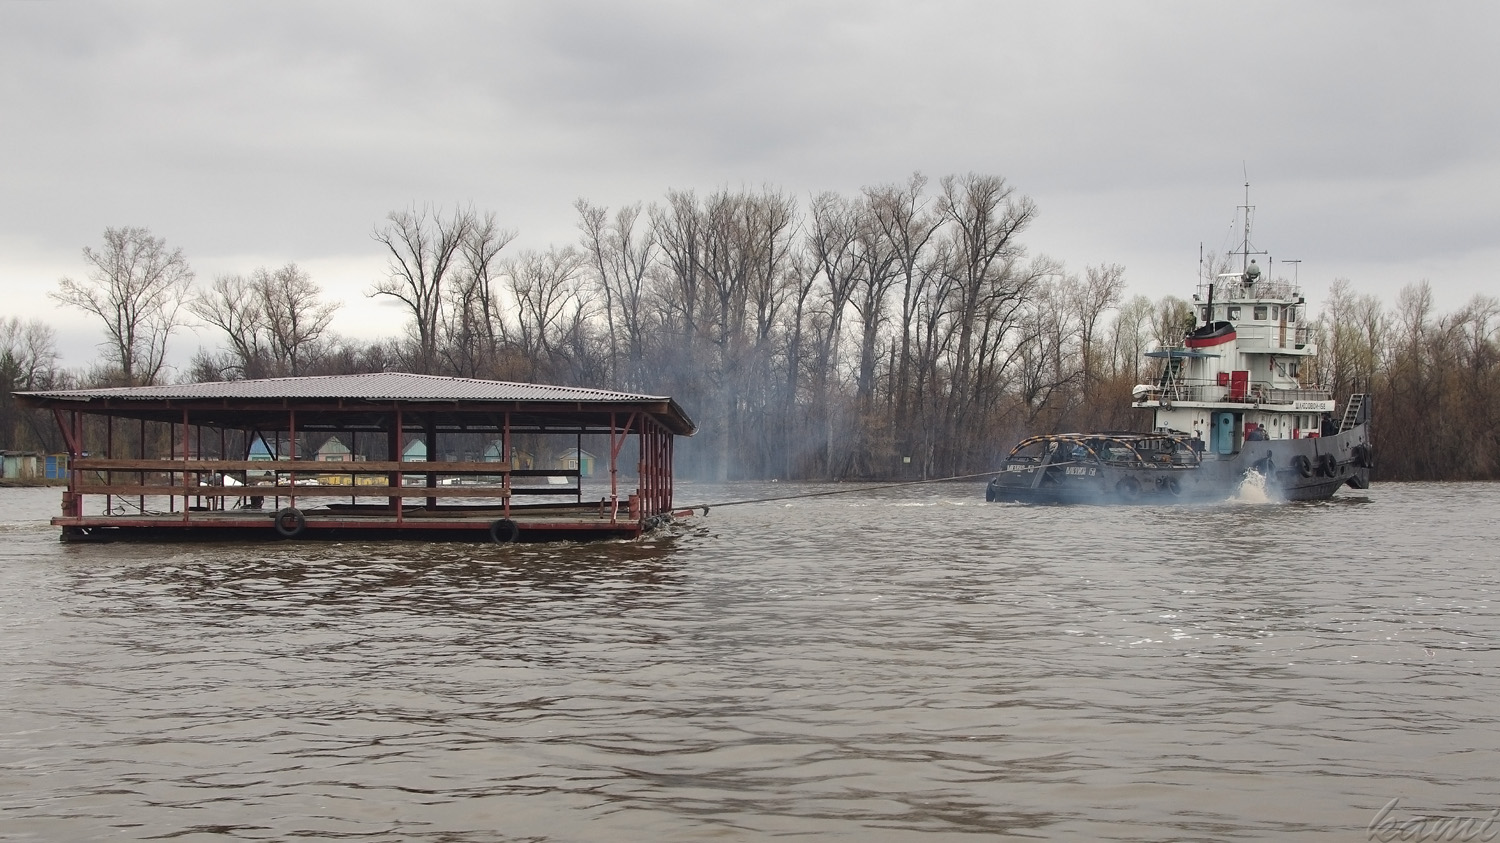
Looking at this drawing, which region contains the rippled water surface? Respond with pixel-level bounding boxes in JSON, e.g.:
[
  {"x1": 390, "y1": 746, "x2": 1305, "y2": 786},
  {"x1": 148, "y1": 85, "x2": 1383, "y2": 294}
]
[{"x1": 2, "y1": 481, "x2": 1498, "y2": 841}]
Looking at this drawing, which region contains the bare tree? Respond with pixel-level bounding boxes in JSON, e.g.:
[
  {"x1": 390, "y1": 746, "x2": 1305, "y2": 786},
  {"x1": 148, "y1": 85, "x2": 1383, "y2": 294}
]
[
  {"x1": 191, "y1": 274, "x2": 269, "y2": 378},
  {"x1": 1148, "y1": 295, "x2": 1195, "y2": 350},
  {"x1": 1106, "y1": 294, "x2": 1155, "y2": 383},
  {"x1": 866, "y1": 174, "x2": 944, "y2": 438},
  {"x1": 1014, "y1": 280, "x2": 1076, "y2": 425},
  {"x1": 731, "y1": 189, "x2": 798, "y2": 478},
  {"x1": 1071, "y1": 263, "x2": 1125, "y2": 392},
  {"x1": 52, "y1": 226, "x2": 194, "y2": 385},
  {"x1": 804, "y1": 191, "x2": 866, "y2": 476},
  {"x1": 1321, "y1": 278, "x2": 1386, "y2": 398},
  {"x1": 0, "y1": 316, "x2": 60, "y2": 392},
  {"x1": 932, "y1": 174, "x2": 1039, "y2": 474},
  {"x1": 505, "y1": 246, "x2": 587, "y2": 377},
  {"x1": 371, "y1": 205, "x2": 477, "y2": 373},
  {"x1": 192, "y1": 265, "x2": 340, "y2": 378},
  {"x1": 442, "y1": 213, "x2": 516, "y2": 378},
  {"x1": 577, "y1": 199, "x2": 655, "y2": 389},
  {"x1": 256, "y1": 264, "x2": 340, "y2": 376},
  {"x1": 1, "y1": 316, "x2": 62, "y2": 449}
]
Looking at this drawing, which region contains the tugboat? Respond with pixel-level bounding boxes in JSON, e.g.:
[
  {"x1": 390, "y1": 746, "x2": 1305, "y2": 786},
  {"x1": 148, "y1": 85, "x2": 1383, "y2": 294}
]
[{"x1": 985, "y1": 190, "x2": 1373, "y2": 504}]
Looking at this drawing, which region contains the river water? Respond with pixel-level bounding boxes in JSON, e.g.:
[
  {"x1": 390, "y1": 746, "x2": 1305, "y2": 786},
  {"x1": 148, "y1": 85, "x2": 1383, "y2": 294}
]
[{"x1": 1, "y1": 481, "x2": 1496, "y2": 842}]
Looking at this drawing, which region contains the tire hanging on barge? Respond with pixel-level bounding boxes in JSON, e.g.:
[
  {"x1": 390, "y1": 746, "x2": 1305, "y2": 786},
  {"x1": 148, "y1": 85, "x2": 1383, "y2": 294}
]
[
  {"x1": 489, "y1": 518, "x2": 520, "y2": 544},
  {"x1": 273, "y1": 507, "x2": 307, "y2": 539}
]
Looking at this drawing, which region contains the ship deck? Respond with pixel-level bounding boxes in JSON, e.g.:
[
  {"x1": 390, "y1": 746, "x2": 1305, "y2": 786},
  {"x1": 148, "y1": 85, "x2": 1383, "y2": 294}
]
[{"x1": 54, "y1": 501, "x2": 662, "y2": 542}]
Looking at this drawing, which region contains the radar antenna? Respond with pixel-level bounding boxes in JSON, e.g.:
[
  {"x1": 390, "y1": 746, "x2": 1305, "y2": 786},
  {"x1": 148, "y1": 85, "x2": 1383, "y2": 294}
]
[
  {"x1": 1235, "y1": 180, "x2": 1268, "y2": 282},
  {"x1": 1284, "y1": 259, "x2": 1301, "y2": 286}
]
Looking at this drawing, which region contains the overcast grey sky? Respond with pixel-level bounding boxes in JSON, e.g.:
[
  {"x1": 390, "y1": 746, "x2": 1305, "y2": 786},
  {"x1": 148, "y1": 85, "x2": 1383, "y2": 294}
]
[{"x1": 3, "y1": 0, "x2": 1497, "y2": 370}]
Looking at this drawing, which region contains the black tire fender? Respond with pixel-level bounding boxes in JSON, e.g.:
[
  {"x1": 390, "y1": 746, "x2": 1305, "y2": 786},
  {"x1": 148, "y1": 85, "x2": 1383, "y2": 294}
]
[
  {"x1": 489, "y1": 518, "x2": 520, "y2": 544},
  {"x1": 1292, "y1": 454, "x2": 1313, "y2": 478},
  {"x1": 1317, "y1": 453, "x2": 1338, "y2": 477},
  {"x1": 272, "y1": 507, "x2": 306, "y2": 538},
  {"x1": 1116, "y1": 477, "x2": 1141, "y2": 501}
]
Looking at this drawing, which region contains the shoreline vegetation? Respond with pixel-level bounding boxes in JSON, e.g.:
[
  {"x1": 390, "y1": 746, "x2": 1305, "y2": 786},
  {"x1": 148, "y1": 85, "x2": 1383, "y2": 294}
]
[{"x1": 4, "y1": 174, "x2": 1498, "y2": 483}]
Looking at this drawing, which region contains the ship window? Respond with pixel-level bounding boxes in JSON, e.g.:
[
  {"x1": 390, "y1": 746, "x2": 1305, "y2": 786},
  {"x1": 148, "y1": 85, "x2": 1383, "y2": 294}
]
[
  {"x1": 1253, "y1": 305, "x2": 1268, "y2": 320},
  {"x1": 1201, "y1": 306, "x2": 1210, "y2": 322},
  {"x1": 1287, "y1": 306, "x2": 1297, "y2": 322},
  {"x1": 1227, "y1": 306, "x2": 1241, "y2": 320},
  {"x1": 1289, "y1": 362, "x2": 1299, "y2": 377},
  {"x1": 1271, "y1": 305, "x2": 1280, "y2": 320}
]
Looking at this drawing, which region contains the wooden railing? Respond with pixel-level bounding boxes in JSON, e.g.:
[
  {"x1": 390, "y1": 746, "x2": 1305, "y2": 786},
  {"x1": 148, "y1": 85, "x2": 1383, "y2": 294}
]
[{"x1": 68, "y1": 458, "x2": 584, "y2": 503}]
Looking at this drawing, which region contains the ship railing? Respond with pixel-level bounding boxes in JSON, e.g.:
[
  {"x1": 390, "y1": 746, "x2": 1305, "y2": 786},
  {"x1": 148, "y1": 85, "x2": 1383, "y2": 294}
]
[
  {"x1": 1138, "y1": 380, "x2": 1333, "y2": 406},
  {"x1": 1197, "y1": 278, "x2": 1301, "y2": 302}
]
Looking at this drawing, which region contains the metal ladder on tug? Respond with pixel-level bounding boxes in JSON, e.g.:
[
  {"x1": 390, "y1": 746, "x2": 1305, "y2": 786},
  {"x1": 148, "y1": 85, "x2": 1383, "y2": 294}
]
[{"x1": 1338, "y1": 393, "x2": 1367, "y2": 432}]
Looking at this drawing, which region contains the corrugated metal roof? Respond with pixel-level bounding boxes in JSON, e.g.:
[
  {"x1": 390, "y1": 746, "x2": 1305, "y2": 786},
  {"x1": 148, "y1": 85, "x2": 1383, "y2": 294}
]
[
  {"x1": 17, "y1": 372, "x2": 669, "y2": 403},
  {"x1": 14, "y1": 373, "x2": 697, "y2": 435}
]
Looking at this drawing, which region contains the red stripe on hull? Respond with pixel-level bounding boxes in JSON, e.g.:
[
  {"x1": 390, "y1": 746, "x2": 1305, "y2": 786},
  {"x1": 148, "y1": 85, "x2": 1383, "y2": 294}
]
[{"x1": 1185, "y1": 331, "x2": 1236, "y2": 348}]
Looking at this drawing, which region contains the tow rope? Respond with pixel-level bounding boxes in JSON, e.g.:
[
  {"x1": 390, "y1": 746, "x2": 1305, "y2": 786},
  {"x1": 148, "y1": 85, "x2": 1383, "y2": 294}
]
[{"x1": 680, "y1": 471, "x2": 995, "y2": 515}]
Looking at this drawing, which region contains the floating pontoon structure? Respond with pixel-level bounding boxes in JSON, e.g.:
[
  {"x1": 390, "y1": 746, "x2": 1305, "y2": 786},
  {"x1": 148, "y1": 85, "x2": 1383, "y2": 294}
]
[{"x1": 13, "y1": 373, "x2": 696, "y2": 542}]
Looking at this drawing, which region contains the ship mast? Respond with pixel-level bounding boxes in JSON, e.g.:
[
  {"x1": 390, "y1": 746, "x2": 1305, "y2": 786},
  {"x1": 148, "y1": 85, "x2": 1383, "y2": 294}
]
[
  {"x1": 1240, "y1": 181, "x2": 1253, "y2": 276},
  {"x1": 1235, "y1": 181, "x2": 1267, "y2": 279}
]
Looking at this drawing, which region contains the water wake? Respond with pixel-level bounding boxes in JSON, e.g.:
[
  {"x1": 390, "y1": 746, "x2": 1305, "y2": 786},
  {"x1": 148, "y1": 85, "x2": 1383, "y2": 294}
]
[{"x1": 1230, "y1": 470, "x2": 1278, "y2": 504}]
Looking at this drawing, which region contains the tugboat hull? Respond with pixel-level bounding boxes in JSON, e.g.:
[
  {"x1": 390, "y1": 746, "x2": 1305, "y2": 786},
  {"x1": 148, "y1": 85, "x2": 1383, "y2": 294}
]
[{"x1": 985, "y1": 423, "x2": 1371, "y2": 506}]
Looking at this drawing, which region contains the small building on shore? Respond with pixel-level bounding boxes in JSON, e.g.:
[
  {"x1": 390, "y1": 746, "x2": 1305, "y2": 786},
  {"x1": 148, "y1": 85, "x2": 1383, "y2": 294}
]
[
  {"x1": 558, "y1": 447, "x2": 597, "y2": 477},
  {"x1": 12, "y1": 372, "x2": 695, "y2": 542},
  {"x1": 1, "y1": 450, "x2": 38, "y2": 480},
  {"x1": 0, "y1": 451, "x2": 67, "y2": 481}
]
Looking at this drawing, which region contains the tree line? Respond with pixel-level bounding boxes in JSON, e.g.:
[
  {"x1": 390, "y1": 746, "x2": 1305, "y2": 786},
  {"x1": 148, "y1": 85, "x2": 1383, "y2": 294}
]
[{"x1": 4, "y1": 173, "x2": 1498, "y2": 482}]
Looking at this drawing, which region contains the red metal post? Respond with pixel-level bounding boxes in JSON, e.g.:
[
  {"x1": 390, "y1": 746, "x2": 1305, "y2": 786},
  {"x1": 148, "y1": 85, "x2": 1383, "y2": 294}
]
[
  {"x1": 502, "y1": 411, "x2": 511, "y2": 518},
  {"x1": 74, "y1": 410, "x2": 84, "y2": 518},
  {"x1": 138, "y1": 418, "x2": 145, "y2": 515},
  {"x1": 106, "y1": 415, "x2": 114, "y2": 515},
  {"x1": 607, "y1": 412, "x2": 638, "y2": 523},
  {"x1": 609, "y1": 412, "x2": 618, "y2": 521},
  {"x1": 182, "y1": 408, "x2": 191, "y2": 523},
  {"x1": 425, "y1": 414, "x2": 437, "y2": 511},
  {"x1": 393, "y1": 405, "x2": 404, "y2": 524},
  {"x1": 288, "y1": 409, "x2": 297, "y2": 512},
  {"x1": 665, "y1": 432, "x2": 674, "y2": 510}
]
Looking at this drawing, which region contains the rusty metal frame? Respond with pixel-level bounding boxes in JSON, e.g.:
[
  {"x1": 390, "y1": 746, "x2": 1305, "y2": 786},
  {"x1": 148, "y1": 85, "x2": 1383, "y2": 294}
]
[{"x1": 27, "y1": 385, "x2": 687, "y2": 540}]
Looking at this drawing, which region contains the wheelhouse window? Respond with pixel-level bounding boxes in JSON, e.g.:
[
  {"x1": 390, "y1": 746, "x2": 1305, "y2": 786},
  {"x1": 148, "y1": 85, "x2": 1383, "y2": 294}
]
[
  {"x1": 1227, "y1": 306, "x2": 1241, "y2": 320},
  {"x1": 1253, "y1": 305, "x2": 1268, "y2": 320}
]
